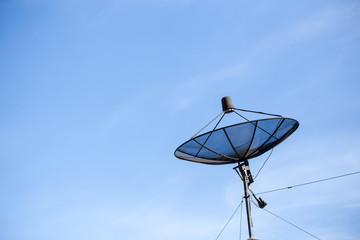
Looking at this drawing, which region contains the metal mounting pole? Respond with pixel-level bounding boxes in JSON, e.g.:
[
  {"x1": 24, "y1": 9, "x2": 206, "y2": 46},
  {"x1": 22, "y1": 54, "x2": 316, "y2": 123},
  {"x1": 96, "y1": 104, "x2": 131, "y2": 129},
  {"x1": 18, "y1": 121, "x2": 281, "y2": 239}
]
[{"x1": 239, "y1": 161, "x2": 258, "y2": 240}]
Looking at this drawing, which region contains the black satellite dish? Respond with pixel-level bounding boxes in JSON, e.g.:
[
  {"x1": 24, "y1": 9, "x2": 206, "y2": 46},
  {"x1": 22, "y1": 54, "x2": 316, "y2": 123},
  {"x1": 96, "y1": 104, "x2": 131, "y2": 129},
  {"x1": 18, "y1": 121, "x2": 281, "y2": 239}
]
[{"x1": 174, "y1": 96, "x2": 299, "y2": 240}]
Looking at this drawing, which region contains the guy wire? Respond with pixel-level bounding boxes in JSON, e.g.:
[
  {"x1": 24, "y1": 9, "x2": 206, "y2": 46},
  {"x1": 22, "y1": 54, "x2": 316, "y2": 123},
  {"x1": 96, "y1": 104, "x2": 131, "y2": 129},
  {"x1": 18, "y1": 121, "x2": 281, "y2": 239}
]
[
  {"x1": 215, "y1": 198, "x2": 244, "y2": 240},
  {"x1": 256, "y1": 171, "x2": 360, "y2": 195},
  {"x1": 250, "y1": 197, "x2": 321, "y2": 240}
]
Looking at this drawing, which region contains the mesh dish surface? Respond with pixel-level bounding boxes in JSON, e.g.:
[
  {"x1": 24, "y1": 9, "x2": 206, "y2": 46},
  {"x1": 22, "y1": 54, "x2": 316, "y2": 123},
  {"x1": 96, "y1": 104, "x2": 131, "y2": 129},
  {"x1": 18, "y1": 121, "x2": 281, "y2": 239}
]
[{"x1": 174, "y1": 117, "x2": 299, "y2": 165}]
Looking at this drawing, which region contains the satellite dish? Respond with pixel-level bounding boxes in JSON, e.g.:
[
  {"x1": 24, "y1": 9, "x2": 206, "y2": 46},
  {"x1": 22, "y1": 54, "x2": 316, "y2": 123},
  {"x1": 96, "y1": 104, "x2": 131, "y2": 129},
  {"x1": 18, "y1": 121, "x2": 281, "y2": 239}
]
[
  {"x1": 174, "y1": 96, "x2": 299, "y2": 240},
  {"x1": 175, "y1": 117, "x2": 299, "y2": 165}
]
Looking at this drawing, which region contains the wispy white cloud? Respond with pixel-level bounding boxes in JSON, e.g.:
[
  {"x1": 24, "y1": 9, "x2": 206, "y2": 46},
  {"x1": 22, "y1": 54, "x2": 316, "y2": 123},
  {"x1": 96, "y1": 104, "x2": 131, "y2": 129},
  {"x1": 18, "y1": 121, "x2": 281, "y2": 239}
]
[
  {"x1": 67, "y1": 201, "x2": 227, "y2": 240},
  {"x1": 162, "y1": 2, "x2": 357, "y2": 113}
]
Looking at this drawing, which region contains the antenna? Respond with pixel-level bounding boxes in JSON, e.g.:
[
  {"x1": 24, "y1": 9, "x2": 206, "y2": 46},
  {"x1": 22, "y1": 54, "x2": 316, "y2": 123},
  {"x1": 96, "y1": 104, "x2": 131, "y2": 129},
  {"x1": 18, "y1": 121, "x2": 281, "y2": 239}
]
[
  {"x1": 174, "y1": 96, "x2": 299, "y2": 240},
  {"x1": 221, "y1": 96, "x2": 235, "y2": 113}
]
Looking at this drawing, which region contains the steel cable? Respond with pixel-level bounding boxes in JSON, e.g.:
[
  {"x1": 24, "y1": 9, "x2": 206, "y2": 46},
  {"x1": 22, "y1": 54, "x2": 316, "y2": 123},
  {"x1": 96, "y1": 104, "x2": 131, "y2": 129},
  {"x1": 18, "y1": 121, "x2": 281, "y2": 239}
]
[
  {"x1": 215, "y1": 198, "x2": 244, "y2": 240},
  {"x1": 239, "y1": 199, "x2": 243, "y2": 240},
  {"x1": 256, "y1": 171, "x2": 360, "y2": 195},
  {"x1": 250, "y1": 197, "x2": 322, "y2": 240}
]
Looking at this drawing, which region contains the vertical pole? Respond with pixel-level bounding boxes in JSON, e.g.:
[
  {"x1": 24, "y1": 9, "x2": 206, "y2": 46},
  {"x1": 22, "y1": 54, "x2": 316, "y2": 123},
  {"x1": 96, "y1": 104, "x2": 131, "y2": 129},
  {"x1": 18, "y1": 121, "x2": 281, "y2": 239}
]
[{"x1": 240, "y1": 163, "x2": 253, "y2": 239}]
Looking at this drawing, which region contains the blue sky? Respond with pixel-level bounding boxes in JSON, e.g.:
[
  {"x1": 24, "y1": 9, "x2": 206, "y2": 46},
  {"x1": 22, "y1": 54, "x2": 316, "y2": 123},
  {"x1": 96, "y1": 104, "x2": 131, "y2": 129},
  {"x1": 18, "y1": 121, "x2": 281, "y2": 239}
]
[{"x1": 1, "y1": 0, "x2": 360, "y2": 239}]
